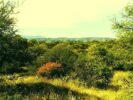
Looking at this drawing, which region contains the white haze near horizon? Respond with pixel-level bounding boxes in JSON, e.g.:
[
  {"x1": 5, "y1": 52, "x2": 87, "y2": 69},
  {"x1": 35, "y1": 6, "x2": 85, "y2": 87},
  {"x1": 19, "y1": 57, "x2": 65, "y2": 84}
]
[{"x1": 12, "y1": 0, "x2": 129, "y2": 38}]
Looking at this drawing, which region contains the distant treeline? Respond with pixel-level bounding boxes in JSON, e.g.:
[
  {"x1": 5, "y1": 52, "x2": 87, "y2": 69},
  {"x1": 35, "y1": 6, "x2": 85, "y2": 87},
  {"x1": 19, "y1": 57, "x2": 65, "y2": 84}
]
[{"x1": 25, "y1": 37, "x2": 113, "y2": 42}]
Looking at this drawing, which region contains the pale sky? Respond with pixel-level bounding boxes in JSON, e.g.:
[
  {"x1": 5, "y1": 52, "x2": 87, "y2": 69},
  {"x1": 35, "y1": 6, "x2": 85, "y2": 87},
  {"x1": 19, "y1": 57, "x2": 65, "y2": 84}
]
[{"x1": 14, "y1": 0, "x2": 128, "y2": 38}]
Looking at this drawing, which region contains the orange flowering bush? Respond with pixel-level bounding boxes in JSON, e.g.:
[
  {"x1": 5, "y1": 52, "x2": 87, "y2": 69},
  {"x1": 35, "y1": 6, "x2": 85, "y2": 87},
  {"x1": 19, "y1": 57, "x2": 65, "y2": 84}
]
[{"x1": 37, "y1": 62, "x2": 61, "y2": 75}]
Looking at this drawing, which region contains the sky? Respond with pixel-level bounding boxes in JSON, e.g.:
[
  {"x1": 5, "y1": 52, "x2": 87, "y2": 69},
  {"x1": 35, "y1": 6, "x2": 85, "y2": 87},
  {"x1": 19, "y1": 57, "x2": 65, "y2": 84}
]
[{"x1": 14, "y1": 0, "x2": 129, "y2": 38}]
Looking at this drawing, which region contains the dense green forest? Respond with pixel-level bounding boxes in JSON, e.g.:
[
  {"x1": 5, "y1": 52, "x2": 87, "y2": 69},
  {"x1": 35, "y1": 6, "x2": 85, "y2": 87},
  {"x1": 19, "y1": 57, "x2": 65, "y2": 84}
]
[{"x1": 0, "y1": 0, "x2": 133, "y2": 100}]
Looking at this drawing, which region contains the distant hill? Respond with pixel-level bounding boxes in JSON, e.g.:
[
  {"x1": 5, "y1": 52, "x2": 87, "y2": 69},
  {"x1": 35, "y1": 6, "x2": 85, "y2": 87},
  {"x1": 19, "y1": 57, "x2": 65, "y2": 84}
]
[{"x1": 24, "y1": 36, "x2": 114, "y2": 42}]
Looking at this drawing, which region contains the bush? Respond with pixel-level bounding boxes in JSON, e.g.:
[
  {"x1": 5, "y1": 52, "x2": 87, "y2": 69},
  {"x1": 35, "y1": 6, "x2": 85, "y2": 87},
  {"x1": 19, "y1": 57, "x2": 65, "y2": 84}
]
[
  {"x1": 75, "y1": 54, "x2": 113, "y2": 88},
  {"x1": 0, "y1": 63, "x2": 15, "y2": 74},
  {"x1": 35, "y1": 43, "x2": 78, "y2": 77},
  {"x1": 37, "y1": 62, "x2": 61, "y2": 77}
]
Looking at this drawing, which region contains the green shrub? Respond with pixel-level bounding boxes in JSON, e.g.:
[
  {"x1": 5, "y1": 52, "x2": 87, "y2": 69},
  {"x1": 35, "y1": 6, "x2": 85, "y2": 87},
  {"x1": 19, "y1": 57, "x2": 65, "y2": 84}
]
[
  {"x1": 74, "y1": 55, "x2": 113, "y2": 88},
  {"x1": 35, "y1": 43, "x2": 78, "y2": 77}
]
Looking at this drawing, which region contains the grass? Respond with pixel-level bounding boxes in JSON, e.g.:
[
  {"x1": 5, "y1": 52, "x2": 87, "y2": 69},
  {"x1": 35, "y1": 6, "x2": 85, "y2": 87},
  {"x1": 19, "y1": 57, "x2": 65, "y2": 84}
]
[
  {"x1": 0, "y1": 71, "x2": 133, "y2": 100},
  {"x1": 111, "y1": 71, "x2": 133, "y2": 87}
]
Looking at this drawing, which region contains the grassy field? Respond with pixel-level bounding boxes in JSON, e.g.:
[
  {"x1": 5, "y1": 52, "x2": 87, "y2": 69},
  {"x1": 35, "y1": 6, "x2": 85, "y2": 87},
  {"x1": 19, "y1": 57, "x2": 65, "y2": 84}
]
[{"x1": 0, "y1": 71, "x2": 132, "y2": 100}]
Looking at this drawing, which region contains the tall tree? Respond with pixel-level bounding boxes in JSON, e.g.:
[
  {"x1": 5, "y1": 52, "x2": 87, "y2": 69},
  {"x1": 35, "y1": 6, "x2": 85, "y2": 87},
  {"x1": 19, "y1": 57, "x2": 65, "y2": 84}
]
[
  {"x1": 112, "y1": 1, "x2": 133, "y2": 44},
  {"x1": 0, "y1": 0, "x2": 29, "y2": 73},
  {"x1": 0, "y1": 0, "x2": 17, "y2": 67},
  {"x1": 112, "y1": 1, "x2": 133, "y2": 70}
]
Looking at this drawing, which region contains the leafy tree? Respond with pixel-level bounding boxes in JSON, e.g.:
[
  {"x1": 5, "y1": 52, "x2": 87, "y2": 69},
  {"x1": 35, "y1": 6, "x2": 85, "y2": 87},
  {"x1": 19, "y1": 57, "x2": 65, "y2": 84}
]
[
  {"x1": 0, "y1": 1, "x2": 30, "y2": 73},
  {"x1": 112, "y1": 1, "x2": 133, "y2": 70},
  {"x1": 88, "y1": 44, "x2": 115, "y2": 67},
  {"x1": 112, "y1": 1, "x2": 133, "y2": 44},
  {"x1": 0, "y1": 0, "x2": 16, "y2": 67}
]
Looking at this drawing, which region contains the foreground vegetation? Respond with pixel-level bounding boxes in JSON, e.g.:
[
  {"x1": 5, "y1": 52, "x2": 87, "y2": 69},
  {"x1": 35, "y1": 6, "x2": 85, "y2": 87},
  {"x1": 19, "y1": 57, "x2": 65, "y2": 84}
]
[
  {"x1": 0, "y1": 0, "x2": 133, "y2": 99},
  {"x1": 0, "y1": 71, "x2": 132, "y2": 100}
]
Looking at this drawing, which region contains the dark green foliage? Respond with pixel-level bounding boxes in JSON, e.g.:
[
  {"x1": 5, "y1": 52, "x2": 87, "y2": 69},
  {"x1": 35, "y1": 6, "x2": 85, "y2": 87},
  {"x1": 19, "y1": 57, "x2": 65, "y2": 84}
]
[{"x1": 0, "y1": 0, "x2": 16, "y2": 67}]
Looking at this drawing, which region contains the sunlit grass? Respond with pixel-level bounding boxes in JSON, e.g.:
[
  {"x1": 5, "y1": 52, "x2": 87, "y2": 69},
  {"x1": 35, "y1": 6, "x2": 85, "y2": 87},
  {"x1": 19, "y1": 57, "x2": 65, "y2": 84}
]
[
  {"x1": 1, "y1": 71, "x2": 132, "y2": 100},
  {"x1": 111, "y1": 71, "x2": 133, "y2": 88}
]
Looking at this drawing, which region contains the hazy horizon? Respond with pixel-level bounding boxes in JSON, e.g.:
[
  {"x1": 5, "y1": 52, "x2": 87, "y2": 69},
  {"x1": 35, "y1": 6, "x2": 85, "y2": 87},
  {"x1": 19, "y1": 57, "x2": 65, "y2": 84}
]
[{"x1": 13, "y1": 0, "x2": 128, "y2": 38}]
